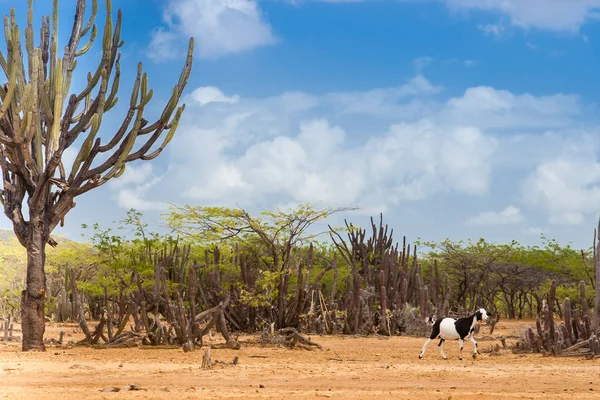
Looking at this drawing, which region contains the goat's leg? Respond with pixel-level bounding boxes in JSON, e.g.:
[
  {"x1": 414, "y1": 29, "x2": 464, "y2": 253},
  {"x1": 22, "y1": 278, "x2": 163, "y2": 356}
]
[
  {"x1": 468, "y1": 335, "x2": 478, "y2": 358},
  {"x1": 419, "y1": 338, "x2": 432, "y2": 359},
  {"x1": 458, "y1": 338, "x2": 464, "y2": 360},
  {"x1": 438, "y1": 338, "x2": 447, "y2": 360}
]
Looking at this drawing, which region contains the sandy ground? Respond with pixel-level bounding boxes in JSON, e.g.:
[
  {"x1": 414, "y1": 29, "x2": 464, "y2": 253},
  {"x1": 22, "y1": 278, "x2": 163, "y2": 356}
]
[{"x1": 1, "y1": 319, "x2": 599, "y2": 399}]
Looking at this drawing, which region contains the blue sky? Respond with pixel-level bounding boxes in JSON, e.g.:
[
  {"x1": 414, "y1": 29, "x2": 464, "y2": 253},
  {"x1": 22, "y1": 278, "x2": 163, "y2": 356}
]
[{"x1": 3, "y1": 0, "x2": 600, "y2": 249}]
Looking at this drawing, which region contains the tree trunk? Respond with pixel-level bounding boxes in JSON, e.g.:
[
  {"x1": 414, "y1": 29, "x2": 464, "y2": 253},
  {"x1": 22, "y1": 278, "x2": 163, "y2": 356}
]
[
  {"x1": 21, "y1": 213, "x2": 47, "y2": 351},
  {"x1": 277, "y1": 270, "x2": 288, "y2": 328},
  {"x1": 595, "y1": 222, "x2": 600, "y2": 330}
]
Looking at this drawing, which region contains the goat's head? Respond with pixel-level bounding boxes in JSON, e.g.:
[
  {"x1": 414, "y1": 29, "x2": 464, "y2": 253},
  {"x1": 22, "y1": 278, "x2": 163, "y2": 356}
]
[
  {"x1": 476, "y1": 308, "x2": 490, "y2": 322},
  {"x1": 425, "y1": 314, "x2": 436, "y2": 325}
]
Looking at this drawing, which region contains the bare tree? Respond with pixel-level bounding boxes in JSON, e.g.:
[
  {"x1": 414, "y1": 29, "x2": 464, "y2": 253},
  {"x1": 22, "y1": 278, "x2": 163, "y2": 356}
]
[{"x1": 0, "y1": 0, "x2": 193, "y2": 351}]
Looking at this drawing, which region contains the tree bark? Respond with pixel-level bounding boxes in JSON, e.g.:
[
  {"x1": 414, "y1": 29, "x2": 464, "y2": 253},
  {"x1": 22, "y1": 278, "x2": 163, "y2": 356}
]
[{"x1": 20, "y1": 212, "x2": 48, "y2": 351}]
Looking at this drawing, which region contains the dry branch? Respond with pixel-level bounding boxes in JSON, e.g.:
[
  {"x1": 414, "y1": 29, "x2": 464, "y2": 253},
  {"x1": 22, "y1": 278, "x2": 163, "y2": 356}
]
[{"x1": 278, "y1": 327, "x2": 322, "y2": 350}]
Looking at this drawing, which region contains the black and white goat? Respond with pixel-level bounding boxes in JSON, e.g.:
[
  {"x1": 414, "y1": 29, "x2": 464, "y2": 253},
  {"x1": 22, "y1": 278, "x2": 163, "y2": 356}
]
[{"x1": 419, "y1": 308, "x2": 489, "y2": 360}]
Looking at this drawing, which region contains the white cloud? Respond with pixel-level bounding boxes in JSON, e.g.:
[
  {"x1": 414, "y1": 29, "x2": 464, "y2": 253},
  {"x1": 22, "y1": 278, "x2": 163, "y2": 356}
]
[
  {"x1": 175, "y1": 116, "x2": 496, "y2": 209},
  {"x1": 366, "y1": 121, "x2": 496, "y2": 200},
  {"x1": 108, "y1": 164, "x2": 166, "y2": 211},
  {"x1": 117, "y1": 187, "x2": 167, "y2": 212},
  {"x1": 160, "y1": 77, "x2": 503, "y2": 212},
  {"x1": 447, "y1": 87, "x2": 579, "y2": 115},
  {"x1": 190, "y1": 86, "x2": 240, "y2": 106},
  {"x1": 181, "y1": 119, "x2": 366, "y2": 205},
  {"x1": 522, "y1": 155, "x2": 600, "y2": 225},
  {"x1": 62, "y1": 146, "x2": 79, "y2": 174},
  {"x1": 440, "y1": 0, "x2": 600, "y2": 31},
  {"x1": 310, "y1": 1, "x2": 600, "y2": 32},
  {"x1": 323, "y1": 75, "x2": 442, "y2": 116},
  {"x1": 147, "y1": 28, "x2": 181, "y2": 61},
  {"x1": 466, "y1": 206, "x2": 524, "y2": 225},
  {"x1": 440, "y1": 86, "x2": 580, "y2": 130},
  {"x1": 93, "y1": 74, "x2": 600, "y2": 237},
  {"x1": 148, "y1": 0, "x2": 277, "y2": 61}
]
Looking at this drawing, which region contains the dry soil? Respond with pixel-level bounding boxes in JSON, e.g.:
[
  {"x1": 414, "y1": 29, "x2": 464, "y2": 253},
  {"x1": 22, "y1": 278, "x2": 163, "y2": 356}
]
[{"x1": 1, "y1": 319, "x2": 599, "y2": 399}]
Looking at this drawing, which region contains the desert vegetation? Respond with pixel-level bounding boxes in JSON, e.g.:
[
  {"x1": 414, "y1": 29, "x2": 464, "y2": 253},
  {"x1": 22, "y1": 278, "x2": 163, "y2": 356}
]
[{"x1": 1, "y1": 205, "x2": 599, "y2": 355}]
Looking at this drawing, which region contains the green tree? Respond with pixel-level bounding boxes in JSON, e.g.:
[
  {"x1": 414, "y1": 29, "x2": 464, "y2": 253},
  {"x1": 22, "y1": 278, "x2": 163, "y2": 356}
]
[
  {"x1": 418, "y1": 237, "x2": 518, "y2": 311},
  {"x1": 0, "y1": 0, "x2": 193, "y2": 351},
  {"x1": 418, "y1": 236, "x2": 590, "y2": 318},
  {"x1": 166, "y1": 202, "x2": 351, "y2": 327},
  {"x1": 0, "y1": 237, "x2": 26, "y2": 316},
  {"x1": 44, "y1": 238, "x2": 96, "y2": 321}
]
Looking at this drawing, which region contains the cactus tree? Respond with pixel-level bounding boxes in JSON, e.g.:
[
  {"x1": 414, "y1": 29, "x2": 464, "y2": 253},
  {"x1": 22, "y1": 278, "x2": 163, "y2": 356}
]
[{"x1": 0, "y1": 0, "x2": 193, "y2": 351}]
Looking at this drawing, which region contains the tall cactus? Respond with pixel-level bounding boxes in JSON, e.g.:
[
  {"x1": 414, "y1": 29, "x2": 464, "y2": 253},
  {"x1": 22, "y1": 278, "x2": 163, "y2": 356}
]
[
  {"x1": 0, "y1": 0, "x2": 193, "y2": 351},
  {"x1": 548, "y1": 280, "x2": 557, "y2": 352},
  {"x1": 594, "y1": 220, "x2": 600, "y2": 330},
  {"x1": 564, "y1": 297, "x2": 573, "y2": 345},
  {"x1": 580, "y1": 280, "x2": 589, "y2": 317}
]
